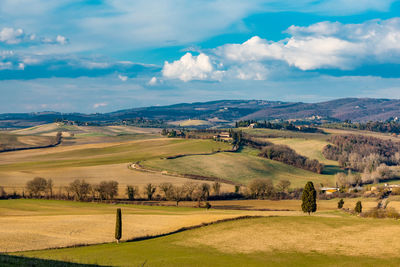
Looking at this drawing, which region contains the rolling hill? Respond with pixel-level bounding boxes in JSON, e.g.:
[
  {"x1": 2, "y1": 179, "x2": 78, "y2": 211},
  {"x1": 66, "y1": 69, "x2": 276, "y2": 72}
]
[{"x1": 1, "y1": 98, "x2": 400, "y2": 128}]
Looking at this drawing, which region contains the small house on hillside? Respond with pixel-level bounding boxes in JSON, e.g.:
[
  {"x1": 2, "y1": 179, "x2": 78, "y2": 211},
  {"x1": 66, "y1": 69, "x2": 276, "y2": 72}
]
[
  {"x1": 320, "y1": 187, "x2": 339, "y2": 195},
  {"x1": 213, "y1": 132, "x2": 232, "y2": 141}
]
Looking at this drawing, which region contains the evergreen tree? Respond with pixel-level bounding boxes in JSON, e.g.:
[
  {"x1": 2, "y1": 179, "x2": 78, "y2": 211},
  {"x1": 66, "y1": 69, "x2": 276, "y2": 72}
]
[
  {"x1": 301, "y1": 181, "x2": 317, "y2": 215},
  {"x1": 338, "y1": 198, "x2": 344, "y2": 209},
  {"x1": 115, "y1": 208, "x2": 122, "y2": 243},
  {"x1": 355, "y1": 201, "x2": 362, "y2": 213}
]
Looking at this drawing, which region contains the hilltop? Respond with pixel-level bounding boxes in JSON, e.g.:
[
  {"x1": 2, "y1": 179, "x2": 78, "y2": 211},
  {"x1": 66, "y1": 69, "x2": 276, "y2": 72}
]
[{"x1": 1, "y1": 98, "x2": 400, "y2": 128}]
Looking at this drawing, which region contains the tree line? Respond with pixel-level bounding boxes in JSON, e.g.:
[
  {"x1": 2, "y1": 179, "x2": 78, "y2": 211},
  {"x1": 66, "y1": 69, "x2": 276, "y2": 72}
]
[
  {"x1": 323, "y1": 134, "x2": 400, "y2": 183},
  {"x1": 259, "y1": 144, "x2": 324, "y2": 173},
  {"x1": 235, "y1": 120, "x2": 323, "y2": 133},
  {"x1": 324, "y1": 120, "x2": 400, "y2": 134},
  {"x1": 8, "y1": 177, "x2": 310, "y2": 203}
]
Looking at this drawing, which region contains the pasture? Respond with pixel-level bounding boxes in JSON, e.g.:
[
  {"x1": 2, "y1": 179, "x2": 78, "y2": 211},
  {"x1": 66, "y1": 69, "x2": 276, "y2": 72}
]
[
  {"x1": 142, "y1": 147, "x2": 336, "y2": 187},
  {"x1": 0, "y1": 132, "x2": 54, "y2": 151},
  {"x1": 0, "y1": 199, "x2": 262, "y2": 252},
  {"x1": 0, "y1": 137, "x2": 233, "y2": 194},
  {"x1": 13, "y1": 215, "x2": 400, "y2": 266}
]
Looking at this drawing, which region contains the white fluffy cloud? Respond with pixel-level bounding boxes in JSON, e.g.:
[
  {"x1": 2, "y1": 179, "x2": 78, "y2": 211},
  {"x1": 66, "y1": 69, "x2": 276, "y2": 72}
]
[
  {"x1": 0, "y1": 27, "x2": 24, "y2": 44},
  {"x1": 162, "y1": 17, "x2": 400, "y2": 82},
  {"x1": 0, "y1": 27, "x2": 68, "y2": 46},
  {"x1": 216, "y1": 18, "x2": 400, "y2": 71},
  {"x1": 118, "y1": 74, "x2": 128, "y2": 82},
  {"x1": 148, "y1": 76, "x2": 158, "y2": 86},
  {"x1": 162, "y1": 53, "x2": 216, "y2": 82}
]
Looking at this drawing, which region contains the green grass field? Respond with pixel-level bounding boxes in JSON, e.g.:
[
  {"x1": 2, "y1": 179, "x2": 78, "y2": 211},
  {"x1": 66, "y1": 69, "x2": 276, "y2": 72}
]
[
  {"x1": 142, "y1": 147, "x2": 336, "y2": 187},
  {"x1": 14, "y1": 216, "x2": 400, "y2": 266},
  {"x1": 0, "y1": 138, "x2": 232, "y2": 171}
]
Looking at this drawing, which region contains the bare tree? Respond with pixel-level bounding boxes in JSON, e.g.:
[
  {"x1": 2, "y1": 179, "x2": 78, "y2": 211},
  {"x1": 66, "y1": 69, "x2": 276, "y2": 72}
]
[
  {"x1": 212, "y1": 182, "x2": 221, "y2": 196},
  {"x1": 46, "y1": 178, "x2": 54, "y2": 198},
  {"x1": 126, "y1": 185, "x2": 138, "y2": 201},
  {"x1": 183, "y1": 182, "x2": 197, "y2": 200},
  {"x1": 68, "y1": 179, "x2": 91, "y2": 201},
  {"x1": 96, "y1": 181, "x2": 119, "y2": 200},
  {"x1": 144, "y1": 183, "x2": 157, "y2": 200},
  {"x1": 248, "y1": 179, "x2": 273, "y2": 199},
  {"x1": 276, "y1": 180, "x2": 291, "y2": 193},
  {"x1": 159, "y1": 182, "x2": 173, "y2": 200},
  {"x1": 26, "y1": 177, "x2": 48, "y2": 198},
  {"x1": 171, "y1": 186, "x2": 185, "y2": 206}
]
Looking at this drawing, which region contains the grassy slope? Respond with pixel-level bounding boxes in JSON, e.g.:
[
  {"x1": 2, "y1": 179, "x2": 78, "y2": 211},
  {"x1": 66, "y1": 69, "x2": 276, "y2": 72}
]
[
  {"x1": 169, "y1": 119, "x2": 212, "y2": 126},
  {"x1": 262, "y1": 137, "x2": 343, "y2": 175},
  {"x1": 142, "y1": 148, "x2": 335, "y2": 187},
  {"x1": 0, "y1": 199, "x2": 257, "y2": 252},
  {"x1": 0, "y1": 133, "x2": 53, "y2": 150},
  {"x1": 0, "y1": 138, "x2": 231, "y2": 171},
  {"x1": 15, "y1": 216, "x2": 400, "y2": 267}
]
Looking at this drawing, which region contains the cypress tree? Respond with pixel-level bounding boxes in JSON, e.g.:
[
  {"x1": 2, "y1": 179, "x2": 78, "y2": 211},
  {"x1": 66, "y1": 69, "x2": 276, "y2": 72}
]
[
  {"x1": 355, "y1": 201, "x2": 362, "y2": 213},
  {"x1": 301, "y1": 181, "x2": 317, "y2": 215},
  {"x1": 338, "y1": 199, "x2": 344, "y2": 209},
  {"x1": 115, "y1": 208, "x2": 122, "y2": 243}
]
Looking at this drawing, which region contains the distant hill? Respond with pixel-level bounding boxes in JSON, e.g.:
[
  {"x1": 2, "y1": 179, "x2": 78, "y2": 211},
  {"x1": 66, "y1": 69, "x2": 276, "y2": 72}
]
[{"x1": 1, "y1": 98, "x2": 400, "y2": 128}]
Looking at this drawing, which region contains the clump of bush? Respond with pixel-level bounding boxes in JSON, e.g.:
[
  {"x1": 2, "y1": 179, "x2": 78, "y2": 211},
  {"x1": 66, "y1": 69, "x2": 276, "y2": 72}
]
[
  {"x1": 337, "y1": 199, "x2": 344, "y2": 209},
  {"x1": 361, "y1": 207, "x2": 400, "y2": 219},
  {"x1": 355, "y1": 201, "x2": 362, "y2": 213}
]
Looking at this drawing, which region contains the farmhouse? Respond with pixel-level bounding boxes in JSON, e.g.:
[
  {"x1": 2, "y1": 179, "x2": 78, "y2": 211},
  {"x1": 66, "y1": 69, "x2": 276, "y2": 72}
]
[
  {"x1": 213, "y1": 132, "x2": 232, "y2": 141},
  {"x1": 320, "y1": 187, "x2": 339, "y2": 195}
]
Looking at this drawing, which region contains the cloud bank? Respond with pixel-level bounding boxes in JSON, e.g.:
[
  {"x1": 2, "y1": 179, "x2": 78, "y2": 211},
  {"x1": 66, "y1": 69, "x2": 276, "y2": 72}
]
[{"x1": 163, "y1": 18, "x2": 400, "y2": 81}]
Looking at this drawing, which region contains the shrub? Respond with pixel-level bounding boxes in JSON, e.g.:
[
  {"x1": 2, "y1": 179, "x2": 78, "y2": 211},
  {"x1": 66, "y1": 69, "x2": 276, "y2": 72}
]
[
  {"x1": 361, "y1": 207, "x2": 400, "y2": 219},
  {"x1": 391, "y1": 187, "x2": 400, "y2": 195},
  {"x1": 234, "y1": 185, "x2": 241, "y2": 194},
  {"x1": 338, "y1": 199, "x2": 344, "y2": 209}
]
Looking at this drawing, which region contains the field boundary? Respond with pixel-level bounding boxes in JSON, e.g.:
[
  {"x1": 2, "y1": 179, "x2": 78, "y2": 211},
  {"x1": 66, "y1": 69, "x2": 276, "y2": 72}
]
[
  {"x1": 129, "y1": 161, "x2": 241, "y2": 186},
  {"x1": 126, "y1": 215, "x2": 263, "y2": 242},
  {"x1": 0, "y1": 136, "x2": 62, "y2": 154},
  {"x1": 13, "y1": 215, "x2": 263, "y2": 254}
]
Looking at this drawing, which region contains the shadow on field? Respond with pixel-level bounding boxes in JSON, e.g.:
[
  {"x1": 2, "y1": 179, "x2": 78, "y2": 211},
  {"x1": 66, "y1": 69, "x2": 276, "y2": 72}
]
[{"x1": 0, "y1": 254, "x2": 106, "y2": 267}]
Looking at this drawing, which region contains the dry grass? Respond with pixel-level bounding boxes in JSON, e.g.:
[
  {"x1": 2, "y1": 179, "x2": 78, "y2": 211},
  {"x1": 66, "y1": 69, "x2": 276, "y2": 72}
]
[
  {"x1": 321, "y1": 128, "x2": 400, "y2": 142},
  {"x1": 0, "y1": 213, "x2": 241, "y2": 252},
  {"x1": 166, "y1": 198, "x2": 379, "y2": 212},
  {"x1": 262, "y1": 137, "x2": 337, "y2": 165},
  {"x1": 169, "y1": 119, "x2": 211, "y2": 126},
  {"x1": 0, "y1": 163, "x2": 234, "y2": 196},
  {"x1": 0, "y1": 137, "x2": 233, "y2": 195},
  {"x1": 177, "y1": 216, "x2": 400, "y2": 258},
  {"x1": 0, "y1": 199, "x2": 296, "y2": 252}
]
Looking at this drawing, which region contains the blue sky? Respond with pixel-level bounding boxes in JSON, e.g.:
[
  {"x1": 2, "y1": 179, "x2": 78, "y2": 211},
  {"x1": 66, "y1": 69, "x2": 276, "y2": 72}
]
[{"x1": 1, "y1": 0, "x2": 400, "y2": 113}]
